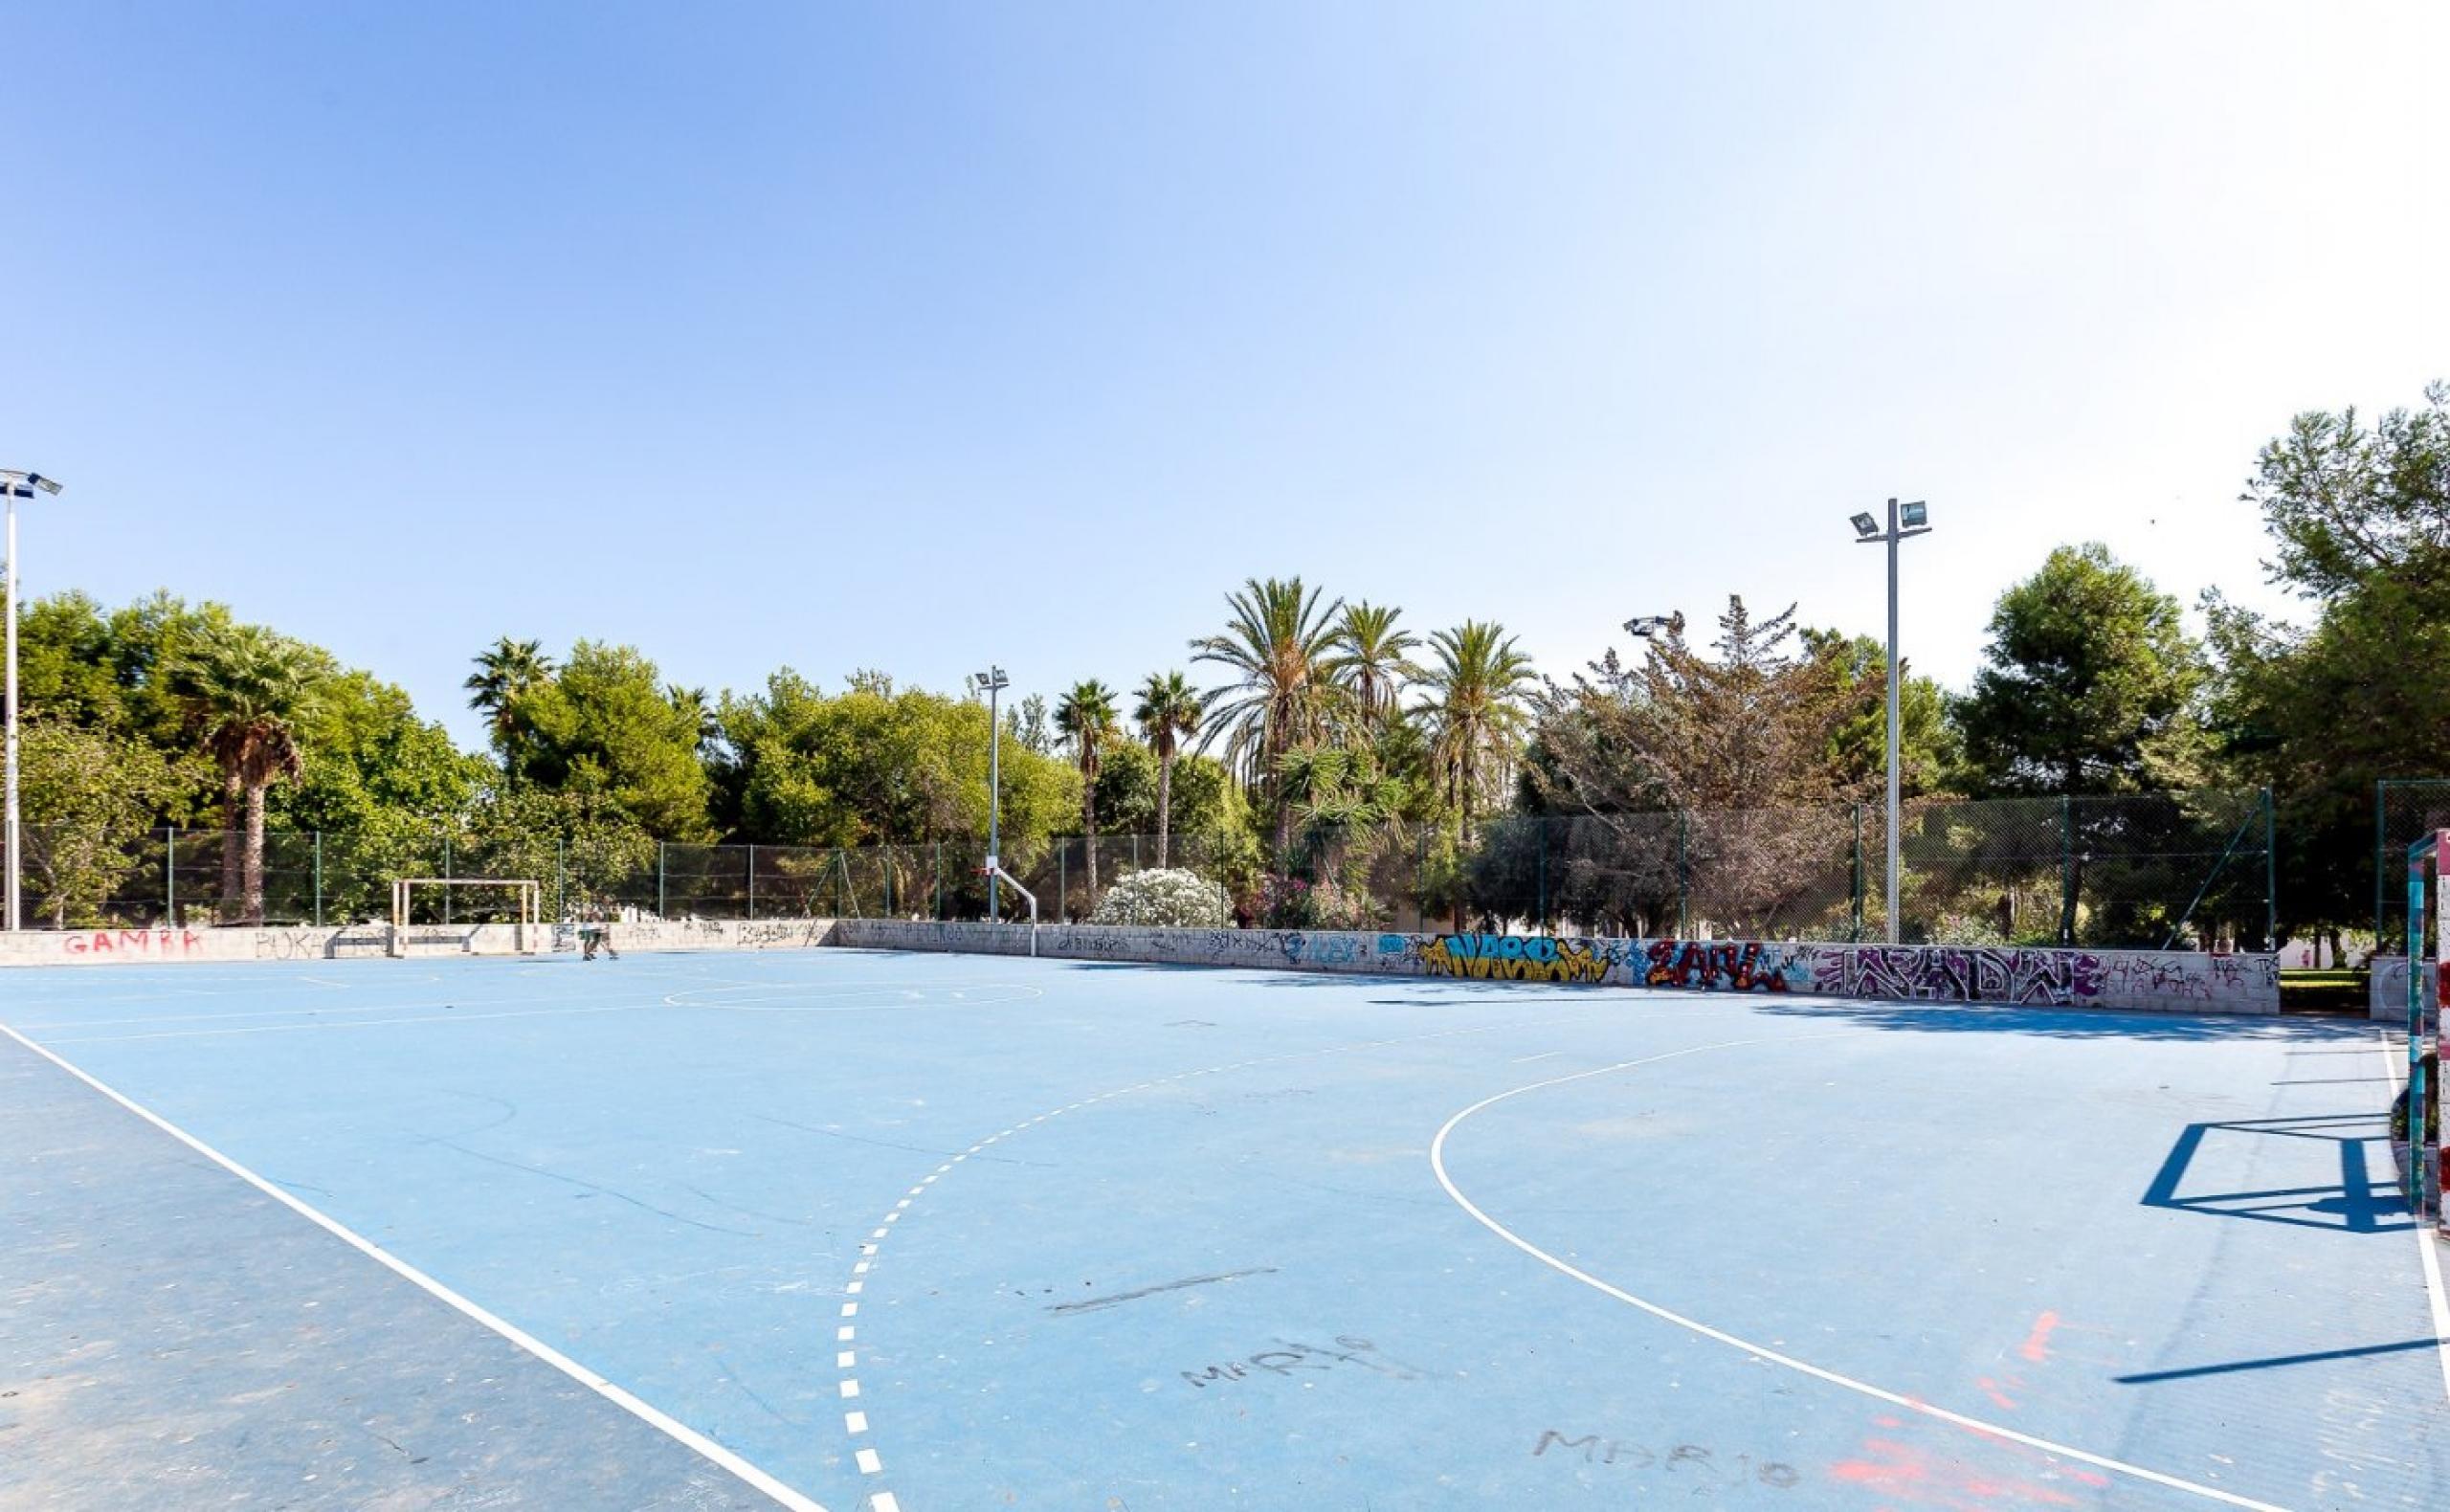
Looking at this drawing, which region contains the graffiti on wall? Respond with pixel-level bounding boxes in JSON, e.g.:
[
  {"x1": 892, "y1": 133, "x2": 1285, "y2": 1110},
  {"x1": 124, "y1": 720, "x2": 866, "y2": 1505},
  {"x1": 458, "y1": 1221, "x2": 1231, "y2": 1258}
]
[
  {"x1": 1424, "y1": 934, "x2": 1611, "y2": 984},
  {"x1": 1643, "y1": 942, "x2": 1810, "y2": 993},
  {"x1": 61, "y1": 928, "x2": 202, "y2": 957},
  {"x1": 1816, "y1": 946, "x2": 2097, "y2": 1006}
]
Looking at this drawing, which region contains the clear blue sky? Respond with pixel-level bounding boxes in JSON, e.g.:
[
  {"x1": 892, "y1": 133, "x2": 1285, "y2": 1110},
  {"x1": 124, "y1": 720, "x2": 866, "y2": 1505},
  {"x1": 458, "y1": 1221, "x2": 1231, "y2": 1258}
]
[{"x1": 5, "y1": 1, "x2": 2441, "y2": 750}]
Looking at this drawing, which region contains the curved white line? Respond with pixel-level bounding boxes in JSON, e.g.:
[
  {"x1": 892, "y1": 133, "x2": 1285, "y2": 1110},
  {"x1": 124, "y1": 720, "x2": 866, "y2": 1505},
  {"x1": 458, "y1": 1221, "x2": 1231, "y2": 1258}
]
[{"x1": 1428, "y1": 1037, "x2": 2294, "y2": 1512}]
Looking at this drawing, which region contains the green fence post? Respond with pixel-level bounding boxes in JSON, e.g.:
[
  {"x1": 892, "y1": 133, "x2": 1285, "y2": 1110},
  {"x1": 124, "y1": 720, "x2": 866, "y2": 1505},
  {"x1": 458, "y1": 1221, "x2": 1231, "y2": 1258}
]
[
  {"x1": 555, "y1": 838, "x2": 566, "y2": 923},
  {"x1": 313, "y1": 832, "x2": 323, "y2": 927},
  {"x1": 2059, "y1": 794, "x2": 2076, "y2": 945},
  {"x1": 657, "y1": 841, "x2": 667, "y2": 921},
  {"x1": 934, "y1": 841, "x2": 944, "y2": 920},
  {"x1": 747, "y1": 844, "x2": 756, "y2": 921},
  {"x1": 1849, "y1": 803, "x2": 1864, "y2": 942},
  {"x1": 166, "y1": 828, "x2": 177, "y2": 925},
  {"x1": 2262, "y1": 787, "x2": 2277, "y2": 952},
  {"x1": 884, "y1": 850, "x2": 895, "y2": 918},
  {"x1": 1058, "y1": 845, "x2": 1068, "y2": 923},
  {"x1": 1676, "y1": 811, "x2": 1689, "y2": 939},
  {"x1": 1536, "y1": 821, "x2": 1548, "y2": 935},
  {"x1": 443, "y1": 837, "x2": 453, "y2": 926},
  {"x1": 2377, "y1": 780, "x2": 2390, "y2": 946}
]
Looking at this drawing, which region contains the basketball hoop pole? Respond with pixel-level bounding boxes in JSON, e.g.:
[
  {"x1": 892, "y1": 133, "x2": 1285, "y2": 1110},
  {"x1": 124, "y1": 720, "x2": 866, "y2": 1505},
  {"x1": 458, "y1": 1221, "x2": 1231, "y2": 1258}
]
[{"x1": 984, "y1": 856, "x2": 1036, "y2": 956}]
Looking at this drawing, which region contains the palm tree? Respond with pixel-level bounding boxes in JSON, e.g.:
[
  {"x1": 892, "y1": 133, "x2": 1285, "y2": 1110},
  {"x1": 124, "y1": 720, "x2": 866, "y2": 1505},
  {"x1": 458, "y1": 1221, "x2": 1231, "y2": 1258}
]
[
  {"x1": 177, "y1": 623, "x2": 324, "y2": 924},
  {"x1": 465, "y1": 637, "x2": 555, "y2": 781},
  {"x1": 1327, "y1": 601, "x2": 1418, "y2": 731},
  {"x1": 667, "y1": 683, "x2": 720, "y2": 757},
  {"x1": 1133, "y1": 671, "x2": 1205, "y2": 869},
  {"x1": 1054, "y1": 679, "x2": 1122, "y2": 905},
  {"x1": 1189, "y1": 576, "x2": 1346, "y2": 856},
  {"x1": 1415, "y1": 620, "x2": 1538, "y2": 845}
]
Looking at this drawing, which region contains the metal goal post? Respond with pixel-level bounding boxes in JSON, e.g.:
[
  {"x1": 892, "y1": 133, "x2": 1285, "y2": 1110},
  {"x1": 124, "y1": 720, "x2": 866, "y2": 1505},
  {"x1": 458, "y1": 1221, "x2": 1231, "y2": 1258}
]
[
  {"x1": 390, "y1": 878, "x2": 542, "y2": 957},
  {"x1": 2408, "y1": 833, "x2": 2449, "y2": 1231}
]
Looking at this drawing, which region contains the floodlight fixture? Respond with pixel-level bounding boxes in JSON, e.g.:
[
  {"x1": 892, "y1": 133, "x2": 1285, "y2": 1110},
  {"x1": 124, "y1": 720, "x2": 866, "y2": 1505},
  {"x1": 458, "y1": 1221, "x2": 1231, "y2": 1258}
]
[
  {"x1": 1623, "y1": 615, "x2": 1673, "y2": 639},
  {"x1": 1849, "y1": 512, "x2": 1880, "y2": 539},
  {"x1": 1899, "y1": 500, "x2": 1927, "y2": 529}
]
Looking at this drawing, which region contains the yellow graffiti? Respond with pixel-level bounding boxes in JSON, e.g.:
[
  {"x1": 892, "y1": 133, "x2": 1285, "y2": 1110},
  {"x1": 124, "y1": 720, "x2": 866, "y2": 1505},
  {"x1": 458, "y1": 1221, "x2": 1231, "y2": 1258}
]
[{"x1": 1421, "y1": 934, "x2": 1610, "y2": 984}]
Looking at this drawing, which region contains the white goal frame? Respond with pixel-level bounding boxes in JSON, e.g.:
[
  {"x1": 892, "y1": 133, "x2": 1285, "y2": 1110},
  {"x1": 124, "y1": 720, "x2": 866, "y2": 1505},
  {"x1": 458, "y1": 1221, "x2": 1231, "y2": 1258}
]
[{"x1": 390, "y1": 878, "x2": 543, "y2": 957}]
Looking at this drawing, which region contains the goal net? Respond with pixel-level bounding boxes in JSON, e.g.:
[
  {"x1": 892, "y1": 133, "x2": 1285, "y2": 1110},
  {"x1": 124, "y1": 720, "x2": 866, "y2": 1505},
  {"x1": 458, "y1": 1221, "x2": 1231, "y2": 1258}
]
[
  {"x1": 390, "y1": 878, "x2": 543, "y2": 957},
  {"x1": 2407, "y1": 832, "x2": 2448, "y2": 1232}
]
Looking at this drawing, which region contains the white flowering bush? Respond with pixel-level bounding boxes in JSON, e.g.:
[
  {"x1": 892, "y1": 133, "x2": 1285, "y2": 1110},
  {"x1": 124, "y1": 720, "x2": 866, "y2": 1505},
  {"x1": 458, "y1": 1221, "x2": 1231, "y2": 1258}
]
[{"x1": 1090, "y1": 867, "x2": 1233, "y2": 928}]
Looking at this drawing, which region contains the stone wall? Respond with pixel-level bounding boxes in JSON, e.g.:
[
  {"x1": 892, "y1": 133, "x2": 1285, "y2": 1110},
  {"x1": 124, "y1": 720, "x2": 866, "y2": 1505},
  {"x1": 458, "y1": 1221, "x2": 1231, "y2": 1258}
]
[{"x1": 827, "y1": 922, "x2": 2280, "y2": 1014}]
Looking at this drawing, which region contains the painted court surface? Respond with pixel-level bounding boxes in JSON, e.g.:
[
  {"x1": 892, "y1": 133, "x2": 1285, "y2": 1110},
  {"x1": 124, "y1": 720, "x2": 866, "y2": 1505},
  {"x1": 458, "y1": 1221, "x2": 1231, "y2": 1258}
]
[{"x1": 3, "y1": 949, "x2": 2444, "y2": 1511}]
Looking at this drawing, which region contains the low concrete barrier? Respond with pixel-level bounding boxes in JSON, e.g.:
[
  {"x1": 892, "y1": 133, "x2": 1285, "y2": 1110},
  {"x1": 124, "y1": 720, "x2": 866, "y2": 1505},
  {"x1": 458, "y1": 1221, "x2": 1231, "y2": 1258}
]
[
  {"x1": 2, "y1": 916, "x2": 2277, "y2": 1012},
  {"x1": 0, "y1": 917, "x2": 841, "y2": 967},
  {"x1": 829, "y1": 921, "x2": 2280, "y2": 1015}
]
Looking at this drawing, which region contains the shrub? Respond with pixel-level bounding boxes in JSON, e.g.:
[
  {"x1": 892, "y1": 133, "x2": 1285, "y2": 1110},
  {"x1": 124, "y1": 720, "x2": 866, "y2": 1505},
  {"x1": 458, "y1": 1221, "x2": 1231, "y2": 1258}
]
[{"x1": 1090, "y1": 867, "x2": 1233, "y2": 928}]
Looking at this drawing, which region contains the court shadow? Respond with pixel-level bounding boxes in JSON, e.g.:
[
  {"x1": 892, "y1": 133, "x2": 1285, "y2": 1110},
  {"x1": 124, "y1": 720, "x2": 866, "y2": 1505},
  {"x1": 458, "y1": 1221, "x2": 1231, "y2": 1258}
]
[
  {"x1": 1749, "y1": 997, "x2": 2366, "y2": 1043},
  {"x1": 2141, "y1": 1111, "x2": 2413, "y2": 1234}
]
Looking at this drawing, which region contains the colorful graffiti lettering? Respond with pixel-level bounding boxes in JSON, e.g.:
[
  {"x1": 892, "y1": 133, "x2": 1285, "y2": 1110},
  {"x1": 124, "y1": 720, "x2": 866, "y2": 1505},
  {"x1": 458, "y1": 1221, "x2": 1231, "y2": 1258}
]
[
  {"x1": 1423, "y1": 934, "x2": 1610, "y2": 984},
  {"x1": 1642, "y1": 942, "x2": 1807, "y2": 992}
]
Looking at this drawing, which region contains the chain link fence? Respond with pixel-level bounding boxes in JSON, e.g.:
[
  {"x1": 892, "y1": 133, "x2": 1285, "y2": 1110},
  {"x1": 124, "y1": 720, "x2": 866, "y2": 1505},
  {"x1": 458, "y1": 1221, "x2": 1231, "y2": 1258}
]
[
  {"x1": 15, "y1": 789, "x2": 2275, "y2": 949},
  {"x1": 2379, "y1": 779, "x2": 2450, "y2": 948}
]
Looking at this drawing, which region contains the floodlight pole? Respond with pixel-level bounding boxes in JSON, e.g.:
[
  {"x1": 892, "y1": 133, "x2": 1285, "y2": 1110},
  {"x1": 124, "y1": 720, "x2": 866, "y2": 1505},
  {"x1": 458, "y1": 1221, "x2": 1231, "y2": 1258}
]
[
  {"x1": 4, "y1": 486, "x2": 15, "y2": 933},
  {"x1": 4, "y1": 470, "x2": 65, "y2": 934},
  {"x1": 976, "y1": 666, "x2": 1009, "y2": 923},
  {"x1": 1854, "y1": 498, "x2": 1929, "y2": 945}
]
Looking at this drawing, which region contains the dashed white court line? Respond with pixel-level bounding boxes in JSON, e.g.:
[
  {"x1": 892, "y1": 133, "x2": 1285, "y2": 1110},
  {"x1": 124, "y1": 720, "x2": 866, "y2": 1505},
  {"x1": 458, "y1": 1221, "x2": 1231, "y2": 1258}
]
[
  {"x1": 816, "y1": 997, "x2": 1671, "y2": 1512},
  {"x1": 1507, "y1": 1050, "x2": 1563, "y2": 1064},
  {"x1": 1429, "y1": 1035, "x2": 2294, "y2": 1512},
  {"x1": 2375, "y1": 1031, "x2": 2450, "y2": 1405},
  {"x1": 0, "y1": 1021, "x2": 829, "y2": 1512}
]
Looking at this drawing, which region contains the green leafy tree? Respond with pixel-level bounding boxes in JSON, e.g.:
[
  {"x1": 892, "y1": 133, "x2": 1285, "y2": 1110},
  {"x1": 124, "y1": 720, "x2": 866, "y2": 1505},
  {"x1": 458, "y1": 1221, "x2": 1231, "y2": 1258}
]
[
  {"x1": 464, "y1": 636, "x2": 555, "y2": 781},
  {"x1": 1955, "y1": 545, "x2": 2205, "y2": 795},
  {"x1": 175, "y1": 622, "x2": 327, "y2": 923},
  {"x1": 1801, "y1": 629, "x2": 1961, "y2": 797},
  {"x1": 1055, "y1": 680, "x2": 1122, "y2": 898},
  {"x1": 2206, "y1": 381, "x2": 2450, "y2": 944},
  {"x1": 1191, "y1": 576, "x2": 1348, "y2": 856},
  {"x1": 18, "y1": 720, "x2": 191, "y2": 926},
  {"x1": 516, "y1": 641, "x2": 714, "y2": 840},
  {"x1": 713, "y1": 670, "x2": 1075, "y2": 858},
  {"x1": 1133, "y1": 670, "x2": 1204, "y2": 867},
  {"x1": 274, "y1": 671, "x2": 489, "y2": 922}
]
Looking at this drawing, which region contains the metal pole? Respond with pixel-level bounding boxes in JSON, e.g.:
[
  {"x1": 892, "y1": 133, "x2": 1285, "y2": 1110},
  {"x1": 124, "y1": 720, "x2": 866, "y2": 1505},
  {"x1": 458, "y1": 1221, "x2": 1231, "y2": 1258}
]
[
  {"x1": 1883, "y1": 497, "x2": 1901, "y2": 945},
  {"x1": 657, "y1": 840, "x2": 667, "y2": 920},
  {"x1": 746, "y1": 843, "x2": 756, "y2": 920},
  {"x1": 2377, "y1": 780, "x2": 2391, "y2": 946},
  {"x1": 4, "y1": 490, "x2": 17, "y2": 932},
  {"x1": 987, "y1": 678, "x2": 1002, "y2": 923},
  {"x1": 2262, "y1": 788, "x2": 2277, "y2": 952},
  {"x1": 313, "y1": 831, "x2": 323, "y2": 927},
  {"x1": 167, "y1": 828, "x2": 177, "y2": 925}
]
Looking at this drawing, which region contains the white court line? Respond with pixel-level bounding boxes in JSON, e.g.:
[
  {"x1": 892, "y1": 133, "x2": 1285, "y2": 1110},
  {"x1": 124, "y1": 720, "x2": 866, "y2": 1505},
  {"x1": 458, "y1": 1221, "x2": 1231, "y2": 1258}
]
[
  {"x1": 2374, "y1": 1032, "x2": 2450, "y2": 1405},
  {"x1": 0, "y1": 1021, "x2": 828, "y2": 1512},
  {"x1": 38, "y1": 1002, "x2": 654, "y2": 1044},
  {"x1": 1429, "y1": 1034, "x2": 2294, "y2": 1512},
  {"x1": 1507, "y1": 1050, "x2": 1563, "y2": 1064}
]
